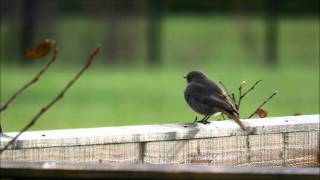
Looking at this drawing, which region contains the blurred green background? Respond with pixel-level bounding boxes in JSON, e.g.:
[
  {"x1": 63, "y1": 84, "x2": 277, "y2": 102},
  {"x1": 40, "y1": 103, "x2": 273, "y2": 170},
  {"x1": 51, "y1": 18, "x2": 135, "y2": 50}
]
[{"x1": 1, "y1": 0, "x2": 319, "y2": 132}]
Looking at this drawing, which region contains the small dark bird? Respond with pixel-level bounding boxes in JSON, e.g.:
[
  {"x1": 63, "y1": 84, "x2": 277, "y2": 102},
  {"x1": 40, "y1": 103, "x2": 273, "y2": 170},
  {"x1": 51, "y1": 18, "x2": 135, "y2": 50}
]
[{"x1": 184, "y1": 70, "x2": 247, "y2": 131}]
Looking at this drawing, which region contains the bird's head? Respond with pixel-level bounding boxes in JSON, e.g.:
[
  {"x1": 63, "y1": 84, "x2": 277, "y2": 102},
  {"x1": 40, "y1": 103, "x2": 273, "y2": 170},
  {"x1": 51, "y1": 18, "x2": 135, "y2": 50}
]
[{"x1": 184, "y1": 71, "x2": 207, "y2": 83}]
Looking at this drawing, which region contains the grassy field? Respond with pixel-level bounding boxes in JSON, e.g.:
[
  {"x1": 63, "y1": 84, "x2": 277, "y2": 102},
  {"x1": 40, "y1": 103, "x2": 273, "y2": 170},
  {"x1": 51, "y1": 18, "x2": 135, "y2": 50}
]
[
  {"x1": 0, "y1": 16, "x2": 319, "y2": 132},
  {"x1": 1, "y1": 64, "x2": 318, "y2": 132}
]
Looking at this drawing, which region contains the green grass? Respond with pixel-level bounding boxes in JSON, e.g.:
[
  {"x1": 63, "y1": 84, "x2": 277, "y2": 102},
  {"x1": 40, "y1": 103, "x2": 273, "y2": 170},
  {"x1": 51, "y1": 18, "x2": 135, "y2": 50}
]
[
  {"x1": 1, "y1": 16, "x2": 319, "y2": 132},
  {"x1": 1, "y1": 64, "x2": 318, "y2": 132}
]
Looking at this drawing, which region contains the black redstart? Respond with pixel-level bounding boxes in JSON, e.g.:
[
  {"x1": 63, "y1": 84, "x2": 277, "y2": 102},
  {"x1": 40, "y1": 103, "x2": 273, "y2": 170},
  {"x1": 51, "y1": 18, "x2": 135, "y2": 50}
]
[{"x1": 184, "y1": 70, "x2": 247, "y2": 131}]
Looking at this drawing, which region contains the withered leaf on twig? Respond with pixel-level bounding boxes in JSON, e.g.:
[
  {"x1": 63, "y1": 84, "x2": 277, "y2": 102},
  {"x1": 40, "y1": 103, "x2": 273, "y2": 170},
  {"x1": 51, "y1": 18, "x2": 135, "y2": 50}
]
[
  {"x1": 0, "y1": 45, "x2": 101, "y2": 155},
  {"x1": 255, "y1": 108, "x2": 268, "y2": 118},
  {"x1": 26, "y1": 39, "x2": 55, "y2": 59}
]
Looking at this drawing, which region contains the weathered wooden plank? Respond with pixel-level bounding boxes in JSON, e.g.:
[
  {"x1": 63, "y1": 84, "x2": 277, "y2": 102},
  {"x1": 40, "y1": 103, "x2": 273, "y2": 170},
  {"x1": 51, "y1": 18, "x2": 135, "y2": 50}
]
[
  {"x1": 0, "y1": 161, "x2": 319, "y2": 180},
  {"x1": 1, "y1": 115, "x2": 319, "y2": 148},
  {"x1": 1, "y1": 143, "x2": 140, "y2": 163},
  {"x1": 0, "y1": 115, "x2": 319, "y2": 166}
]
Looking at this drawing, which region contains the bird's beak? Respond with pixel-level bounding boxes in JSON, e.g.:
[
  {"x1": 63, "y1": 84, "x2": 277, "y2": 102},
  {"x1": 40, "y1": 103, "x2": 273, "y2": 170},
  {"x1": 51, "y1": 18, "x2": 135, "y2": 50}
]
[{"x1": 183, "y1": 76, "x2": 187, "y2": 79}]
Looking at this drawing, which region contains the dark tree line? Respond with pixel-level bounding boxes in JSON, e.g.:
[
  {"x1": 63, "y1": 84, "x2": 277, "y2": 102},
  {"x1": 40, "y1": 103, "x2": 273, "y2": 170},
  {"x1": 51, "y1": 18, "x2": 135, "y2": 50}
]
[{"x1": 1, "y1": 0, "x2": 318, "y2": 66}]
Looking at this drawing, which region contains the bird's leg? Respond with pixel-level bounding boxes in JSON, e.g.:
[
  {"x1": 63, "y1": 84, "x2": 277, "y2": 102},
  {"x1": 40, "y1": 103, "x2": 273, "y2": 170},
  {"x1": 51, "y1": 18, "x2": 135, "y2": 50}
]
[
  {"x1": 200, "y1": 115, "x2": 208, "y2": 121},
  {"x1": 193, "y1": 115, "x2": 205, "y2": 124},
  {"x1": 198, "y1": 115, "x2": 211, "y2": 124},
  {"x1": 204, "y1": 115, "x2": 211, "y2": 124}
]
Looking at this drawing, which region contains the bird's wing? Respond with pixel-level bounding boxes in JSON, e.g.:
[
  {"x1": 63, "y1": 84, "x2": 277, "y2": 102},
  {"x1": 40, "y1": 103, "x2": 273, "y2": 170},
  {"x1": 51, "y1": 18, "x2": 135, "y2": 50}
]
[
  {"x1": 205, "y1": 79, "x2": 238, "y2": 114},
  {"x1": 206, "y1": 79, "x2": 224, "y2": 95},
  {"x1": 186, "y1": 83, "x2": 235, "y2": 113},
  {"x1": 200, "y1": 93, "x2": 236, "y2": 114}
]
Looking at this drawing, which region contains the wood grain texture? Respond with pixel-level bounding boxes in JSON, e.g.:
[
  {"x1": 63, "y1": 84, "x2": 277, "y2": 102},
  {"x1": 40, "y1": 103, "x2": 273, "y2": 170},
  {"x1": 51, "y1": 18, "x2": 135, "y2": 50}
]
[{"x1": 0, "y1": 115, "x2": 319, "y2": 166}]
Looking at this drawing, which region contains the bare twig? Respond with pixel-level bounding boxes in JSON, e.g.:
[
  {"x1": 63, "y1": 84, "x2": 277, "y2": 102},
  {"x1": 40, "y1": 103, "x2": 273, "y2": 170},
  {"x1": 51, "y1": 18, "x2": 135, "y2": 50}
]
[
  {"x1": 237, "y1": 81, "x2": 246, "y2": 109},
  {"x1": 218, "y1": 80, "x2": 233, "y2": 100},
  {"x1": 218, "y1": 80, "x2": 237, "y2": 108},
  {"x1": 231, "y1": 93, "x2": 237, "y2": 109},
  {"x1": 0, "y1": 46, "x2": 100, "y2": 155},
  {"x1": 237, "y1": 80, "x2": 262, "y2": 109},
  {"x1": 231, "y1": 93, "x2": 236, "y2": 103},
  {"x1": 247, "y1": 91, "x2": 278, "y2": 119},
  {"x1": 0, "y1": 49, "x2": 58, "y2": 113},
  {"x1": 0, "y1": 48, "x2": 58, "y2": 134},
  {"x1": 241, "y1": 80, "x2": 262, "y2": 99}
]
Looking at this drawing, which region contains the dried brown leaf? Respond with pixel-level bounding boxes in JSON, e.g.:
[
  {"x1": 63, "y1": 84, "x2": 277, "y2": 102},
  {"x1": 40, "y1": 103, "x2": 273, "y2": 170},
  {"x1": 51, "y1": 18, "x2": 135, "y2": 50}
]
[
  {"x1": 255, "y1": 108, "x2": 268, "y2": 118},
  {"x1": 26, "y1": 39, "x2": 55, "y2": 59}
]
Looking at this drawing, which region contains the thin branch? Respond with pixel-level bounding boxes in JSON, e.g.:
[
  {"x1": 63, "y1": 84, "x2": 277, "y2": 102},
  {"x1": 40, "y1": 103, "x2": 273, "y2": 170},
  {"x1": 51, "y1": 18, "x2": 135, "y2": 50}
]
[
  {"x1": 218, "y1": 80, "x2": 232, "y2": 99},
  {"x1": 218, "y1": 80, "x2": 237, "y2": 107},
  {"x1": 241, "y1": 80, "x2": 262, "y2": 99},
  {"x1": 0, "y1": 48, "x2": 58, "y2": 113},
  {"x1": 247, "y1": 91, "x2": 278, "y2": 119},
  {"x1": 237, "y1": 81, "x2": 246, "y2": 109},
  {"x1": 237, "y1": 80, "x2": 262, "y2": 109},
  {"x1": 231, "y1": 93, "x2": 237, "y2": 109},
  {"x1": 0, "y1": 46, "x2": 101, "y2": 155}
]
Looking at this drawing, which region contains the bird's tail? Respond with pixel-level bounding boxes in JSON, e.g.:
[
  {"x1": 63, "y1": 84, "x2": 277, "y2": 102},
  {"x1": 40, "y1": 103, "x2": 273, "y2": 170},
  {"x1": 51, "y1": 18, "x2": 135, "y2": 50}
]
[{"x1": 225, "y1": 112, "x2": 247, "y2": 131}]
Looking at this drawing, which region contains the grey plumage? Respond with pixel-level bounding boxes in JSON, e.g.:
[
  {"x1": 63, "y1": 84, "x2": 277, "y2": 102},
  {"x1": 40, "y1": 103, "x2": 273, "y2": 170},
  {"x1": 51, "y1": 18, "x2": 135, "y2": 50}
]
[{"x1": 184, "y1": 71, "x2": 246, "y2": 131}]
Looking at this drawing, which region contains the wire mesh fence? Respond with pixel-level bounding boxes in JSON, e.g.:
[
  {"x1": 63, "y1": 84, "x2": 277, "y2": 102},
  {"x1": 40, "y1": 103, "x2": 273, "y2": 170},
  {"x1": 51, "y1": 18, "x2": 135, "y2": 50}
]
[{"x1": 0, "y1": 115, "x2": 319, "y2": 167}]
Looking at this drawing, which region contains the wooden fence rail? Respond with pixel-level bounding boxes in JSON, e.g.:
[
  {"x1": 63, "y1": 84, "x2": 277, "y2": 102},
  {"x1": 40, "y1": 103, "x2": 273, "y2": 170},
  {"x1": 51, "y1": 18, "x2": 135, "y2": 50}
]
[
  {"x1": 0, "y1": 160, "x2": 319, "y2": 180},
  {"x1": 0, "y1": 114, "x2": 319, "y2": 167}
]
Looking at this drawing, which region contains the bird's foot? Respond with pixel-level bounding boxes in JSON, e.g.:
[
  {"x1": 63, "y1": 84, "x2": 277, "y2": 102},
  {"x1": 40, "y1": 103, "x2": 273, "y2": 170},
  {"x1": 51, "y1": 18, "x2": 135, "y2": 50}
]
[
  {"x1": 192, "y1": 115, "x2": 211, "y2": 125},
  {"x1": 198, "y1": 119, "x2": 210, "y2": 125}
]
